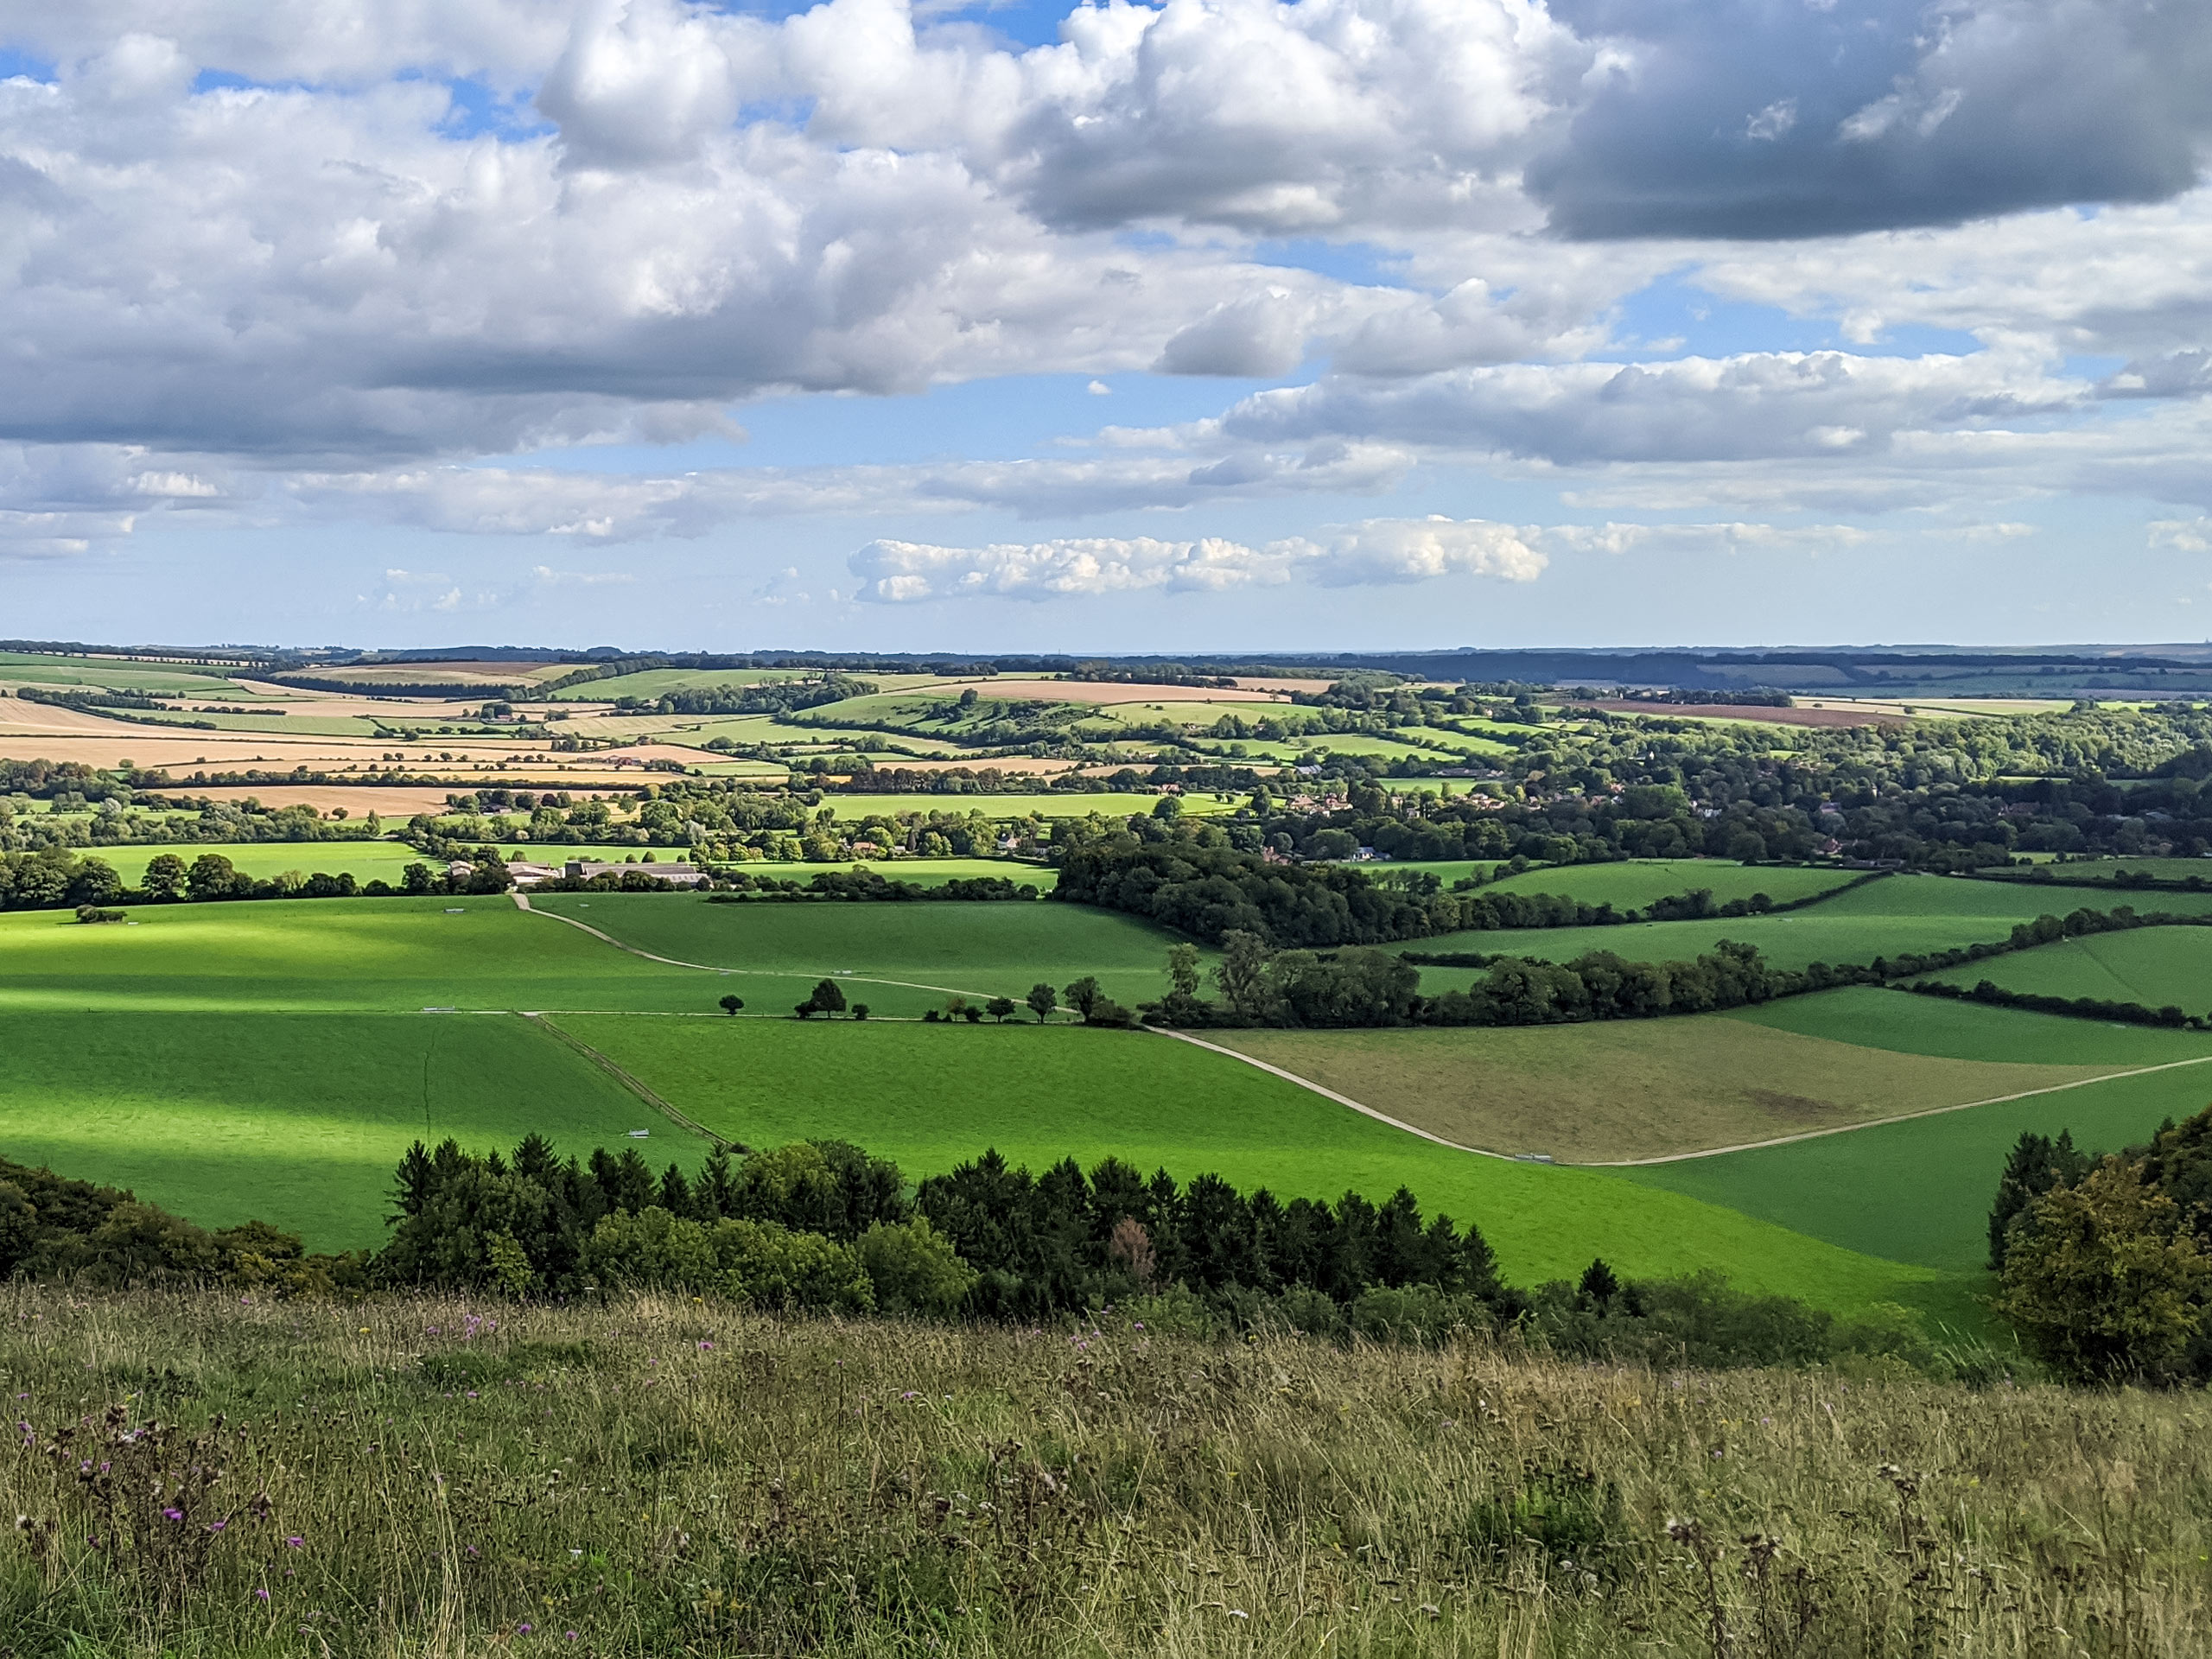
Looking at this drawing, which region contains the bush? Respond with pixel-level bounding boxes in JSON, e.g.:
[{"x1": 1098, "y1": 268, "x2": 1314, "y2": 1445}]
[{"x1": 858, "y1": 1217, "x2": 977, "y2": 1315}]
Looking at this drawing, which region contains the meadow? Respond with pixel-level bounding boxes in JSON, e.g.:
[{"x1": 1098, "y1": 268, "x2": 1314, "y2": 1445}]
[
  {"x1": 92, "y1": 841, "x2": 642, "y2": 887},
  {"x1": 1208, "y1": 1007, "x2": 2146, "y2": 1163},
  {"x1": 1408, "y1": 870, "x2": 2212, "y2": 976},
  {"x1": 817, "y1": 791, "x2": 1236, "y2": 820},
  {"x1": 552, "y1": 1014, "x2": 1948, "y2": 1312},
  {"x1": 1622, "y1": 988, "x2": 2212, "y2": 1272},
  {"x1": 0, "y1": 1010, "x2": 665, "y2": 1249},
  {"x1": 10, "y1": 1291, "x2": 2203, "y2": 1658},
  {"x1": 1478, "y1": 857, "x2": 1859, "y2": 909},
  {"x1": 1921, "y1": 923, "x2": 2212, "y2": 1011}
]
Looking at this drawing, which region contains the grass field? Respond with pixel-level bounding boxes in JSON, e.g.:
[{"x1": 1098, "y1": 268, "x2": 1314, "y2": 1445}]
[
  {"x1": 529, "y1": 890, "x2": 1181, "y2": 1014},
  {"x1": 1979, "y1": 856, "x2": 2212, "y2": 886},
  {"x1": 0, "y1": 652, "x2": 251, "y2": 694},
  {"x1": 0, "y1": 1010, "x2": 669, "y2": 1249},
  {"x1": 0, "y1": 896, "x2": 719, "y2": 1014},
  {"x1": 1610, "y1": 988, "x2": 2212, "y2": 1272},
  {"x1": 1207, "y1": 1013, "x2": 2136, "y2": 1162},
  {"x1": 552, "y1": 1014, "x2": 1951, "y2": 1313},
  {"x1": 1408, "y1": 872, "x2": 2212, "y2": 977},
  {"x1": 1478, "y1": 858, "x2": 1860, "y2": 909},
  {"x1": 1920, "y1": 925, "x2": 2212, "y2": 1013}
]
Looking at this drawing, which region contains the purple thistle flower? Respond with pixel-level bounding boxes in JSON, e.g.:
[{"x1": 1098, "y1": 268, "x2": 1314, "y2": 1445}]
[
  {"x1": 162, "y1": 1508, "x2": 184, "y2": 1522},
  {"x1": 254, "y1": 1587, "x2": 270, "y2": 1602},
  {"x1": 518, "y1": 1623, "x2": 533, "y2": 1634},
  {"x1": 284, "y1": 1535, "x2": 304, "y2": 1548}
]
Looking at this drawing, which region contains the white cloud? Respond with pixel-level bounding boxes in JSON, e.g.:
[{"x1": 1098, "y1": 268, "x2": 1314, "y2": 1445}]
[
  {"x1": 849, "y1": 514, "x2": 1544, "y2": 601},
  {"x1": 2151, "y1": 518, "x2": 2212, "y2": 554}
]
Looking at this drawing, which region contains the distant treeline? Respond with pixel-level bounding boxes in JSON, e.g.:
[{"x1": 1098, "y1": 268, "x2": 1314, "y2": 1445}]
[
  {"x1": 707, "y1": 868, "x2": 1038, "y2": 902},
  {"x1": 1909, "y1": 978, "x2": 2200, "y2": 1029},
  {"x1": 607, "y1": 676, "x2": 875, "y2": 716}
]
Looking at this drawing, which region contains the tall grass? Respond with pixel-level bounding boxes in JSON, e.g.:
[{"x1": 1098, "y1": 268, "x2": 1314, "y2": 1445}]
[{"x1": 3, "y1": 1287, "x2": 2207, "y2": 1656}]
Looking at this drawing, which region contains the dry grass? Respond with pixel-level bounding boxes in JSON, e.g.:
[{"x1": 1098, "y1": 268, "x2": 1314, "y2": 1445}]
[
  {"x1": 1210, "y1": 1019, "x2": 2120, "y2": 1161},
  {"x1": 2, "y1": 1288, "x2": 2207, "y2": 1656}
]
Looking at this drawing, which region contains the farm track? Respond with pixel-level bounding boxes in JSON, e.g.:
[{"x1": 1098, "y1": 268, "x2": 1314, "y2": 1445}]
[
  {"x1": 523, "y1": 1013, "x2": 731, "y2": 1149},
  {"x1": 512, "y1": 892, "x2": 999, "y2": 1001}
]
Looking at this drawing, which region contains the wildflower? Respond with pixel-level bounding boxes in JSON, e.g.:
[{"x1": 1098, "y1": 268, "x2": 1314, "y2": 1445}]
[
  {"x1": 518, "y1": 1623, "x2": 533, "y2": 1634},
  {"x1": 207, "y1": 1519, "x2": 227, "y2": 1533},
  {"x1": 284, "y1": 1536, "x2": 304, "y2": 1548},
  {"x1": 254, "y1": 1588, "x2": 270, "y2": 1602},
  {"x1": 162, "y1": 1508, "x2": 184, "y2": 1522},
  {"x1": 566, "y1": 1633, "x2": 579, "y2": 1642},
  {"x1": 697, "y1": 1340, "x2": 714, "y2": 1351}
]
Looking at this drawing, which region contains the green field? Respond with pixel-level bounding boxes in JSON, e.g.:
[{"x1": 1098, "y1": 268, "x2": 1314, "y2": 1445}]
[
  {"x1": 553, "y1": 1014, "x2": 1950, "y2": 1314},
  {"x1": 1979, "y1": 856, "x2": 2212, "y2": 887},
  {"x1": 112, "y1": 709, "x2": 389, "y2": 735},
  {"x1": 0, "y1": 652, "x2": 255, "y2": 695},
  {"x1": 0, "y1": 896, "x2": 717, "y2": 1014},
  {"x1": 1478, "y1": 859, "x2": 1859, "y2": 909},
  {"x1": 1620, "y1": 988, "x2": 2212, "y2": 1272},
  {"x1": 1211, "y1": 1009, "x2": 2139, "y2": 1163},
  {"x1": 530, "y1": 890, "x2": 1181, "y2": 1014},
  {"x1": 540, "y1": 667, "x2": 822, "y2": 701},
  {"x1": 0, "y1": 1010, "x2": 669, "y2": 1249},
  {"x1": 1409, "y1": 872, "x2": 2212, "y2": 977},
  {"x1": 1921, "y1": 925, "x2": 2212, "y2": 1013}
]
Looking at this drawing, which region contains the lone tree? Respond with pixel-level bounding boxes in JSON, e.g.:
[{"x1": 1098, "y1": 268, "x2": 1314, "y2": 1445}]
[
  {"x1": 851, "y1": 1003, "x2": 870, "y2": 1020},
  {"x1": 1062, "y1": 976, "x2": 1103, "y2": 1021},
  {"x1": 1026, "y1": 982, "x2": 1058, "y2": 1023},
  {"x1": 806, "y1": 978, "x2": 848, "y2": 1017},
  {"x1": 985, "y1": 996, "x2": 1016, "y2": 1023},
  {"x1": 718, "y1": 994, "x2": 745, "y2": 1016}
]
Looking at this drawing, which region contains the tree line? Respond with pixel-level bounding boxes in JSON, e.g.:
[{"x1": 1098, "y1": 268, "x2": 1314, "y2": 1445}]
[{"x1": 1987, "y1": 1104, "x2": 2212, "y2": 1384}]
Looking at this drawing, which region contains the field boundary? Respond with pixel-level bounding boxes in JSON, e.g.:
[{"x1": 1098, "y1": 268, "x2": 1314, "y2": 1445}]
[
  {"x1": 512, "y1": 892, "x2": 999, "y2": 1001},
  {"x1": 1148, "y1": 1029, "x2": 1515, "y2": 1161},
  {"x1": 1586, "y1": 1052, "x2": 2212, "y2": 1166},
  {"x1": 524, "y1": 1013, "x2": 734, "y2": 1149}
]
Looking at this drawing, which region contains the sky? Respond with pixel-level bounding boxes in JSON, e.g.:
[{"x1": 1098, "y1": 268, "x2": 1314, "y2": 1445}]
[{"x1": 3, "y1": 0, "x2": 2212, "y2": 654}]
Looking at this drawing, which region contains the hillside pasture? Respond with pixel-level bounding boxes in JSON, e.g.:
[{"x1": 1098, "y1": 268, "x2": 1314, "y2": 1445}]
[
  {"x1": 1206, "y1": 1014, "x2": 2134, "y2": 1163},
  {"x1": 1919, "y1": 924, "x2": 2212, "y2": 1014},
  {"x1": 1405, "y1": 872, "x2": 2212, "y2": 977},
  {"x1": 1621, "y1": 1050, "x2": 2212, "y2": 1274},
  {"x1": 1478, "y1": 858, "x2": 1861, "y2": 910},
  {"x1": 0, "y1": 1010, "x2": 667, "y2": 1250},
  {"x1": 553, "y1": 1014, "x2": 1950, "y2": 1314},
  {"x1": 527, "y1": 890, "x2": 1181, "y2": 1014}
]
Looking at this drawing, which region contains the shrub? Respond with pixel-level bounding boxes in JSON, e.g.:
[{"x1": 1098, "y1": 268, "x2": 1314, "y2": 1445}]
[{"x1": 858, "y1": 1217, "x2": 977, "y2": 1315}]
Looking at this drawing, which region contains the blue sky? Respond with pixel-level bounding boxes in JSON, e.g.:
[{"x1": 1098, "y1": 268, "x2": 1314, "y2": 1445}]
[{"x1": 4, "y1": 0, "x2": 2211, "y2": 652}]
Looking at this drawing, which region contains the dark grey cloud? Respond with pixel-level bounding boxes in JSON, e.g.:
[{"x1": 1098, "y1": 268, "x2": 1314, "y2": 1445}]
[{"x1": 1530, "y1": 0, "x2": 2212, "y2": 239}]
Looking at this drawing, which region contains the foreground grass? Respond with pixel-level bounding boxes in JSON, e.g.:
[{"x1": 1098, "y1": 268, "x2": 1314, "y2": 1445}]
[{"x1": 3, "y1": 1289, "x2": 2206, "y2": 1656}]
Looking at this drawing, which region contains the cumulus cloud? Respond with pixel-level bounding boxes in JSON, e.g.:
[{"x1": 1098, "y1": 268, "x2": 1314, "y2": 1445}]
[
  {"x1": 1529, "y1": 0, "x2": 2212, "y2": 239},
  {"x1": 849, "y1": 515, "x2": 1545, "y2": 601}
]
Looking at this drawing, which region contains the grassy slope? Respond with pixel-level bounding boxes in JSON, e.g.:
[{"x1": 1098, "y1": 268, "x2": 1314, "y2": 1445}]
[
  {"x1": 1408, "y1": 873, "x2": 2212, "y2": 976},
  {"x1": 556, "y1": 1014, "x2": 1950, "y2": 1316},
  {"x1": 0, "y1": 896, "x2": 717, "y2": 1014},
  {"x1": 1921, "y1": 925, "x2": 2212, "y2": 1011},
  {"x1": 530, "y1": 891, "x2": 1183, "y2": 1013},
  {"x1": 1207, "y1": 1017, "x2": 2120, "y2": 1163},
  {"x1": 1478, "y1": 860, "x2": 1859, "y2": 908},
  {"x1": 818, "y1": 792, "x2": 1226, "y2": 820},
  {"x1": 1620, "y1": 989, "x2": 2212, "y2": 1273},
  {"x1": 0, "y1": 1010, "x2": 668, "y2": 1249}
]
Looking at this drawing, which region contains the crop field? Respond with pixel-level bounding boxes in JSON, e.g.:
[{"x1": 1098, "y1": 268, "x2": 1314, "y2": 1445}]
[
  {"x1": 1623, "y1": 1055, "x2": 2212, "y2": 1274},
  {"x1": 552, "y1": 1014, "x2": 1948, "y2": 1313},
  {"x1": 1407, "y1": 872, "x2": 2212, "y2": 976},
  {"x1": 528, "y1": 890, "x2": 1183, "y2": 1014},
  {"x1": 1478, "y1": 858, "x2": 1860, "y2": 909},
  {"x1": 0, "y1": 1010, "x2": 667, "y2": 1250},
  {"x1": 538, "y1": 666, "x2": 822, "y2": 700},
  {"x1": 1736, "y1": 983, "x2": 2212, "y2": 1065},
  {"x1": 1920, "y1": 924, "x2": 2212, "y2": 1012},
  {"x1": 1207, "y1": 1010, "x2": 2139, "y2": 1163},
  {"x1": 0, "y1": 652, "x2": 251, "y2": 694}
]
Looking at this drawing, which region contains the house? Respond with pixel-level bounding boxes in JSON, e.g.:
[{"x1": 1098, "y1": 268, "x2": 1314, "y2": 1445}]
[{"x1": 505, "y1": 861, "x2": 561, "y2": 888}]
